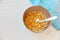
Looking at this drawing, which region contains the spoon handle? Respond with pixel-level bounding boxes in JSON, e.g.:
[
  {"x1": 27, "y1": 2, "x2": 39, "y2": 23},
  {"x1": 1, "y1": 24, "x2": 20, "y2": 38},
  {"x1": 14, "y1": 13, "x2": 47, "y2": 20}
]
[{"x1": 36, "y1": 16, "x2": 58, "y2": 22}]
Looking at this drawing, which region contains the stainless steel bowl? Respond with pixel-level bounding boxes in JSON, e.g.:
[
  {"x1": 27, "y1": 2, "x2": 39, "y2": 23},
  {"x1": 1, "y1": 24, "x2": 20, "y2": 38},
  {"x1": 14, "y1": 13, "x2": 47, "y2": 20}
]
[{"x1": 23, "y1": 6, "x2": 51, "y2": 32}]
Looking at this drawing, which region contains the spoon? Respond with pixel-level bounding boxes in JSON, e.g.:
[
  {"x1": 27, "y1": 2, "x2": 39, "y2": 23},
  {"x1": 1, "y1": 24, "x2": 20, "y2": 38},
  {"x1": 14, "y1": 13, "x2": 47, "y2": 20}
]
[{"x1": 36, "y1": 16, "x2": 58, "y2": 22}]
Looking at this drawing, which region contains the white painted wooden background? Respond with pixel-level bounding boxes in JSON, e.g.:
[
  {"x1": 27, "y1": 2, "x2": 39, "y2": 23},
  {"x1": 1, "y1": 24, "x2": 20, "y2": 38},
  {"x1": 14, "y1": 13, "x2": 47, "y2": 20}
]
[{"x1": 0, "y1": 0, "x2": 60, "y2": 40}]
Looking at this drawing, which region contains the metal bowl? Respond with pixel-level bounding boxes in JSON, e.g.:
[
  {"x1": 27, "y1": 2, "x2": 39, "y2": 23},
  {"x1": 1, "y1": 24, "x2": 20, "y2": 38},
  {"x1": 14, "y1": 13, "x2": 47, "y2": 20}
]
[{"x1": 23, "y1": 6, "x2": 51, "y2": 32}]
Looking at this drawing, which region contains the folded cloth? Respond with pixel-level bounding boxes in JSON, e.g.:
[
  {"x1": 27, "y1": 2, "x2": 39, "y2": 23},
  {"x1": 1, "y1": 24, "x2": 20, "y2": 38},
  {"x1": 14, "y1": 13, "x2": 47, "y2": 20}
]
[{"x1": 30, "y1": 0, "x2": 60, "y2": 30}]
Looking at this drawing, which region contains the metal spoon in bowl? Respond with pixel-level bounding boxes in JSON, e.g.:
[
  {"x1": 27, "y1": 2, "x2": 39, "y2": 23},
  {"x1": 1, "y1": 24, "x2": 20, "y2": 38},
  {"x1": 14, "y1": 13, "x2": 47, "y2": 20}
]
[{"x1": 36, "y1": 16, "x2": 58, "y2": 22}]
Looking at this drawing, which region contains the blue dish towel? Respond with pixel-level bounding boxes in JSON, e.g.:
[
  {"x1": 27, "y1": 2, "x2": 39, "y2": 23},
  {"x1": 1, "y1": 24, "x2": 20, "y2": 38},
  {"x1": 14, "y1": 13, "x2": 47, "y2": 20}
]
[{"x1": 30, "y1": 0, "x2": 60, "y2": 30}]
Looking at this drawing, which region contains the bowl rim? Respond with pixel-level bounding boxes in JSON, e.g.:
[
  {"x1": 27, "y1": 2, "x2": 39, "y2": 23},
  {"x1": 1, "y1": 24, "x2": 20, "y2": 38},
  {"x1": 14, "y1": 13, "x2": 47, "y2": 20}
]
[{"x1": 23, "y1": 6, "x2": 52, "y2": 33}]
